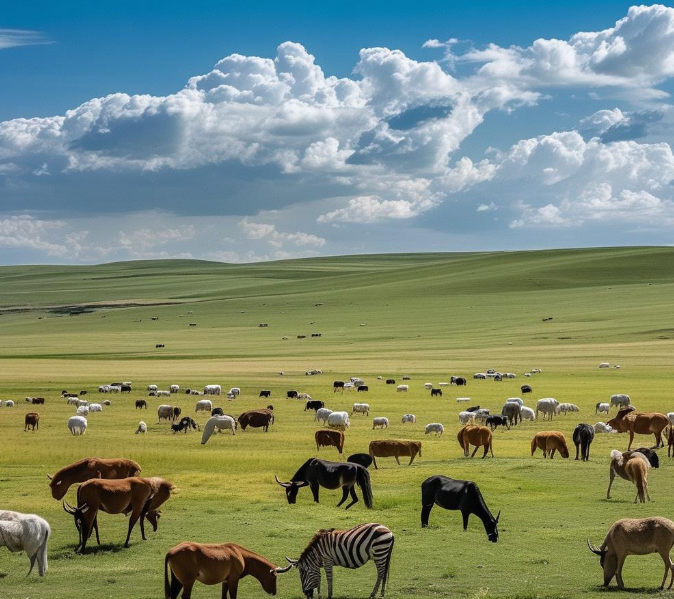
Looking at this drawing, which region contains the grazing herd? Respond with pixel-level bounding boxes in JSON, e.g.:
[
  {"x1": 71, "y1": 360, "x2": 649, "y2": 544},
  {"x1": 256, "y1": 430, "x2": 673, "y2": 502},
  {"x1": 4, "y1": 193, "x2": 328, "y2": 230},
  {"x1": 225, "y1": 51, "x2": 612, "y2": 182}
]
[{"x1": 6, "y1": 370, "x2": 674, "y2": 596}]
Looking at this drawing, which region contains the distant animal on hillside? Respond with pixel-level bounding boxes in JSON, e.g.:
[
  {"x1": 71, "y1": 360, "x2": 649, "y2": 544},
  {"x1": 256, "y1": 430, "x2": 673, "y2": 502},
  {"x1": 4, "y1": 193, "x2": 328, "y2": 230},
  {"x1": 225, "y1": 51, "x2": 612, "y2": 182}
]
[
  {"x1": 401, "y1": 414, "x2": 416, "y2": 424},
  {"x1": 315, "y1": 408, "x2": 333, "y2": 425},
  {"x1": 536, "y1": 398, "x2": 559, "y2": 421},
  {"x1": 327, "y1": 411, "x2": 350, "y2": 430},
  {"x1": 596, "y1": 402, "x2": 610, "y2": 414},
  {"x1": 610, "y1": 394, "x2": 631, "y2": 408},
  {"x1": 420, "y1": 475, "x2": 500, "y2": 542},
  {"x1": 373, "y1": 417, "x2": 389, "y2": 430},
  {"x1": 67, "y1": 416, "x2": 87, "y2": 436},
  {"x1": 425, "y1": 423, "x2": 444, "y2": 436},
  {"x1": 520, "y1": 406, "x2": 536, "y2": 421},
  {"x1": 486, "y1": 415, "x2": 508, "y2": 430},
  {"x1": 259, "y1": 390, "x2": 271, "y2": 398},
  {"x1": 501, "y1": 403, "x2": 520, "y2": 426},
  {"x1": 521, "y1": 385, "x2": 532, "y2": 394},
  {"x1": 305, "y1": 400, "x2": 324, "y2": 412},
  {"x1": 171, "y1": 417, "x2": 199, "y2": 434},
  {"x1": 135, "y1": 399, "x2": 147, "y2": 409},
  {"x1": 135, "y1": 421, "x2": 147, "y2": 434},
  {"x1": 24, "y1": 412, "x2": 39, "y2": 432}
]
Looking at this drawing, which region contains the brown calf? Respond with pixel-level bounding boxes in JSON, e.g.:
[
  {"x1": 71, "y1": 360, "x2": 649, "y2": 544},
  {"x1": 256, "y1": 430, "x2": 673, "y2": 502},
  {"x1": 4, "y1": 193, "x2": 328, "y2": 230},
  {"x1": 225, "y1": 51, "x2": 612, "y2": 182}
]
[
  {"x1": 47, "y1": 457, "x2": 141, "y2": 500},
  {"x1": 368, "y1": 439, "x2": 422, "y2": 469},
  {"x1": 315, "y1": 429, "x2": 345, "y2": 454},
  {"x1": 238, "y1": 409, "x2": 274, "y2": 432},
  {"x1": 24, "y1": 412, "x2": 39, "y2": 432},
  {"x1": 531, "y1": 431, "x2": 569, "y2": 459},
  {"x1": 457, "y1": 425, "x2": 494, "y2": 458}
]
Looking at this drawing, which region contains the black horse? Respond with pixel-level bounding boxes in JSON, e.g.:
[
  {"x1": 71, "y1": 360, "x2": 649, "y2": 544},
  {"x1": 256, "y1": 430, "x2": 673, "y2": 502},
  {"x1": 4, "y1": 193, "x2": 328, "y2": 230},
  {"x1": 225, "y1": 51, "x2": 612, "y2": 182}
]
[
  {"x1": 275, "y1": 458, "x2": 373, "y2": 510},
  {"x1": 421, "y1": 475, "x2": 500, "y2": 542},
  {"x1": 572, "y1": 423, "x2": 595, "y2": 461}
]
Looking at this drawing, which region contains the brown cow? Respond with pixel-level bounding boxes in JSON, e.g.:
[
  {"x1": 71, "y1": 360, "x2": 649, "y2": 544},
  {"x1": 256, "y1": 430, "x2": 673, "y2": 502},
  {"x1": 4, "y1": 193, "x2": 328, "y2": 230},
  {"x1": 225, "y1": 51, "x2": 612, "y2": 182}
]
[
  {"x1": 315, "y1": 430, "x2": 345, "y2": 454},
  {"x1": 63, "y1": 476, "x2": 173, "y2": 552},
  {"x1": 165, "y1": 542, "x2": 290, "y2": 599},
  {"x1": 368, "y1": 439, "x2": 422, "y2": 469},
  {"x1": 607, "y1": 409, "x2": 669, "y2": 450},
  {"x1": 27, "y1": 397, "x2": 45, "y2": 405},
  {"x1": 238, "y1": 409, "x2": 274, "y2": 432},
  {"x1": 457, "y1": 425, "x2": 494, "y2": 458},
  {"x1": 531, "y1": 431, "x2": 569, "y2": 459},
  {"x1": 24, "y1": 412, "x2": 39, "y2": 432},
  {"x1": 47, "y1": 457, "x2": 141, "y2": 500},
  {"x1": 135, "y1": 399, "x2": 147, "y2": 409},
  {"x1": 128, "y1": 476, "x2": 177, "y2": 532}
]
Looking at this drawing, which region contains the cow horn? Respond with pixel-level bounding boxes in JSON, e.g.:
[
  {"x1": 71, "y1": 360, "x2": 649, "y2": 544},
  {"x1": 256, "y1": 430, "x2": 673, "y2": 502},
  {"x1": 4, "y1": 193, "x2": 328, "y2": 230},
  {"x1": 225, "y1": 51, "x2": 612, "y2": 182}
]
[
  {"x1": 62, "y1": 501, "x2": 77, "y2": 514},
  {"x1": 495, "y1": 510, "x2": 501, "y2": 523},
  {"x1": 586, "y1": 538, "x2": 603, "y2": 555},
  {"x1": 274, "y1": 475, "x2": 290, "y2": 488},
  {"x1": 285, "y1": 557, "x2": 298, "y2": 566},
  {"x1": 46, "y1": 473, "x2": 53, "y2": 481},
  {"x1": 275, "y1": 564, "x2": 293, "y2": 574}
]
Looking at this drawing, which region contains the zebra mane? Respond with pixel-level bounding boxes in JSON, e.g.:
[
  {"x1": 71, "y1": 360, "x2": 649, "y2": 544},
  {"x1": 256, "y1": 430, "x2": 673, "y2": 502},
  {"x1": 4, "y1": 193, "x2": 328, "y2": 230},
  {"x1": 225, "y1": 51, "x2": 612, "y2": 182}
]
[{"x1": 299, "y1": 528, "x2": 335, "y2": 561}]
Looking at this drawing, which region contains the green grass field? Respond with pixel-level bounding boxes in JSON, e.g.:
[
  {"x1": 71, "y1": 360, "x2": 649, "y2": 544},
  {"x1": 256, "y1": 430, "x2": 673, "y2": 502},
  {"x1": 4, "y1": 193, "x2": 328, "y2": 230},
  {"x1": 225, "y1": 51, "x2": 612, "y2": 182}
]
[{"x1": 2, "y1": 247, "x2": 674, "y2": 599}]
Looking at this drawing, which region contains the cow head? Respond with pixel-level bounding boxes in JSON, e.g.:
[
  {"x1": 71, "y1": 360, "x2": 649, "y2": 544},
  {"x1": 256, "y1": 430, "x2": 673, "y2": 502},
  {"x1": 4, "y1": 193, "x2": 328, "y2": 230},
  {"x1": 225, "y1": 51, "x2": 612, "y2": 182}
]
[
  {"x1": 275, "y1": 475, "x2": 308, "y2": 504},
  {"x1": 587, "y1": 539, "x2": 615, "y2": 585},
  {"x1": 487, "y1": 510, "x2": 500, "y2": 542},
  {"x1": 63, "y1": 501, "x2": 90, "y2": 547},
  {"x1": 47, "y1": 473, "x2": 67, "y2": 500}
]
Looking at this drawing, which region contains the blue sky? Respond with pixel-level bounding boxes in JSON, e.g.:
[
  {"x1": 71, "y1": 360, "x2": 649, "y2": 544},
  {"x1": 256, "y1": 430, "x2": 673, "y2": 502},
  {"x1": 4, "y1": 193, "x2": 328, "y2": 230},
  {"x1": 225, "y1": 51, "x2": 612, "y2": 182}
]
[{"x1": 1, "y1": 1, "x2": 674, "y2": 263}]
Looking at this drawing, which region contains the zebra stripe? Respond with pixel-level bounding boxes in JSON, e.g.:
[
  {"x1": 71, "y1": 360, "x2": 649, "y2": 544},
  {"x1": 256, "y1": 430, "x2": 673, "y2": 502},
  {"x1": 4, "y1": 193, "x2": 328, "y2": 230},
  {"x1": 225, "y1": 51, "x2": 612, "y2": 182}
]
[{"x1": 296, "y1": 523, "x2": 394, "y2": 598}]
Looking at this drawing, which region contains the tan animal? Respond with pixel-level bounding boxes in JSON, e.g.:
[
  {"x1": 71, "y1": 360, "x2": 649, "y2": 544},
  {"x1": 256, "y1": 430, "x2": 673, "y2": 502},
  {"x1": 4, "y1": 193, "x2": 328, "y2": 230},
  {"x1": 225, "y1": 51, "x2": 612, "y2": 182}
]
[
  {"x1": 368, "y1": 439, "x2": 422, "y2": 469},
  {"x1": 47, "y1": 457, "x2": 141, "y2": 500},
  {"x1": 315, "y1": 429, "x2": 345, "y2": 454},
  {"x1": 607, "y1": 409, "x2": 668, "y2": 450},
  {"x1": 457, "y1": 425, "x2": 494, "y2": 458},
  {"x1": 24, "y1": 412, "x2": 39, "y2": 431},
  {"x1": 530, "y1": 431, "x2": 569, "y2": 459},
  {"x1": 588, "y1": 517, "x2": 674, "y2": 589},
  {"x1": 607, "y1": 449, "x2": 652, "y2": 502},
  {"x1": 165, "y1": 542, "x2": 290, "y2": 599}
]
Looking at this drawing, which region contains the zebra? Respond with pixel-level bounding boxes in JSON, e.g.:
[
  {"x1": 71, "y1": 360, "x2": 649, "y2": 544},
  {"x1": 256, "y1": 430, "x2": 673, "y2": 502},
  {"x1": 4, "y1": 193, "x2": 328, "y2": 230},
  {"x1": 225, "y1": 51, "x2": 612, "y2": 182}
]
[{"x1": 285, "y1": 522, "x2": 394, "y2": 599}]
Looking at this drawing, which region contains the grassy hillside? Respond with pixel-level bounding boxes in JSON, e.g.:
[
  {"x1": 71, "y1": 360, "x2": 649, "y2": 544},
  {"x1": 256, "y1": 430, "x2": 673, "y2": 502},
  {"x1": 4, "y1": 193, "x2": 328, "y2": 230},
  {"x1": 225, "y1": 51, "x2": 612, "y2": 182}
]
[{"x1": 1, "y1": 247, "x2": 674, "y2": 599}]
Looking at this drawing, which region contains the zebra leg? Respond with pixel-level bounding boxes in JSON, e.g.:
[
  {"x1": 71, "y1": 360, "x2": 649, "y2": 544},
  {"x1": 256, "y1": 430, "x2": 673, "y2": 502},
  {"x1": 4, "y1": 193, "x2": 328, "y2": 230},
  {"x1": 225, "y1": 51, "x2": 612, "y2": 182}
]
[
  {"x1": 336, "y1": 486, "x2": 349, "y2": 507},
  {"x1": 325, "y1": 562, "x2": 333, "y2": 599},
  {"x1": 371, "y1": 557, "x2": 387, "y2": 598}
]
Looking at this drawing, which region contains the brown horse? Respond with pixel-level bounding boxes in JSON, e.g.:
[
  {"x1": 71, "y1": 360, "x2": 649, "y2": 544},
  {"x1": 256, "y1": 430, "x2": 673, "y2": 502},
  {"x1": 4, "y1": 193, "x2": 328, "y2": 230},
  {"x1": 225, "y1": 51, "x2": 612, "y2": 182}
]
[
  {"x1": 24, "y1": 412, "x2": 39, "y2": 431},
  {"x1": 457, "y1": 425, "x2": 494, "y2": 458},
  {"x1": 165, "y1": 542, "x2": 290, "y2": 599},
  {"x1": 531, "y1": 431, "x2": 569, "y2": 459},
  {"x1": 47, "y1": 457, "x2": 141, "y2": 500},
  {"x1": 607, "y1": 409, "x2": 668, "y2": 450}
]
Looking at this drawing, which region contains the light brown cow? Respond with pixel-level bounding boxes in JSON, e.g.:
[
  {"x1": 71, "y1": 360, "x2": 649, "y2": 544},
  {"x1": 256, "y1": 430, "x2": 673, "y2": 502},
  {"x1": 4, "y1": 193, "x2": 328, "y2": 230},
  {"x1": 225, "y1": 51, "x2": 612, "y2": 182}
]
[
  {"x1": 24, "y1": 412, "x2": 39, "y2": 432},
  {"x1": 607, "y1": 449, "x2": 652, "y2": 502},
  {"x1": 165, "y1": 542, "x2": 290, "y2": 599},
  {"x1": 315, "y1": 429, "x2": 345, "y2": 454},
  {"x1": 132, "y1": 477, "x2": 177, "y2": 532},
  {"x1": 607, "y1": 409, "x2": 669, "y2": 450},
  {"x1": 368, "y1": 439, "x2": 422, "y2": 469},
  {"x1": 530, "y1": 431, "x2": 569, "y2": 459},
  {"x1": 457, "y1": 425, "x2": 494, "y2": 458},
  {"x1": 47, "y1": 457, "x2": 141, "y2": 500}
]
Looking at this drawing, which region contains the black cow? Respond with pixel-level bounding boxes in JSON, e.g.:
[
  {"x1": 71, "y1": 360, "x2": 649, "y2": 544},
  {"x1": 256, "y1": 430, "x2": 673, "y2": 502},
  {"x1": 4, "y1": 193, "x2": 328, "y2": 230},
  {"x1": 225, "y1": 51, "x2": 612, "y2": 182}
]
[
  {"x1": 79, "y1": 390, "x2": 87, "y2": 396},
  {"x1": 573, "y1": 423, "x2": 595, "y2": 461},
  {"x1": 211, "y1": 407, "x2": 224, "y2": 416},
  {"x1": 155, "y1": 344, "x2": 165, "y2": 348},
  {"x1": 451, "y1": 376, "x2": 467, "y2": 386},
  {"x1": 486, "y1": 415, "x2": 509, "y2": 430},
  {"x1": 171, "y1": 416, "x2": 200, "y2": 433},
  {"x1": 631, "y1": 447, "x2": 660, "y2": 469},
  {"x1": 135, "y1": 399, "x2": 147, "y2": 410},
  {"x1": 521, "y1": 385, "x2": 532, "y2": 394},
  {"x1": 333, "y1": 381, "x2": 345, "y2": 392},
  {"x1": 357, "y1": 385, "x2": 369, "y2": 393},
  {"x1": 120, "y1": 385, "x2": 131, "y2": 393},
  {"x1": 184, "y1": 389, "x2": 192, "y2": 394},
  {"x1": 430, "y1": 388, "x2": 442, "y2": 397},
  {"x1": 287, "y1": 390, "x2": 299, "y2": 399},
  {"x1": 305, "y1": 400, "x2": 325, "y2": 412},
  {"x1": 347, "y1": 453, "x2": 373, "y2": 469},
  {"x1": 421, "y1": 475, "x2": 500, "y2": 541},
  {"x1": 259, "y1": 390, "x2": 271, "y2": 398},
  {"x1": 466, "y1": 406, "x2": 480, "y2": 412},
  {"x1": 172, "y1": 406, "x2": 182, "y2": 421},
  {"x1": 385, "y1": 379, "x2": 395, "y2": 385}
]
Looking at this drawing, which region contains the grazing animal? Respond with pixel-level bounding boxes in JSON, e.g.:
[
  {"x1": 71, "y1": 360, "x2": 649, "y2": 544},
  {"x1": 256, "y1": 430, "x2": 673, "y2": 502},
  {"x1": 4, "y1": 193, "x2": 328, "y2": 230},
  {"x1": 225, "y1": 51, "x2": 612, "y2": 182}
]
[
  {"x1": 596, "y1": 402, "x2": 610, "y2": 414},
  {"x1": 558, "y1": 403, "x2": 579, "y2": 415},
  {"x1": 88, "y1": 403, "x2": 103, "y2": 412},
  {"x1": 607, "y1": 449, "x2": 656, "y2": 501},
  {"x1": 63, "y1": 476, "x2": 174, "y2": 552},
  {"x1": 486, "y1": 415, "x2": 508, "y2": 430},
  {"x1": 195, "y1": 399, "x2": 212, "y2": 413},
  {"x1": 611, "y1": 394, "x2": 631, "y2": 408},
  {"x1": 147, "y1": 385, "x2": 158, "y2": 392},
  {"x1": 0, "y1": 511, "x2": 51, "y2": 576},
  {"x1": 315, "y1": 430, "x2": 345, "y2": 454},
  {"x1": 369, "y1": 439, "x2": 422, "y2": 469},
  {"x1": 239, "y1": 409, "x2": 274, "y2": 431},
  {"x1": 259, "y1": 390, "x2": 271, "y2": 398},
  {"x1": 466, "y1": 406, "x2": 481, "y2": 412},
  {"x1": 135, "y1": 399, "x2": 147, "y2": 409},
  {"x1": 401, "y1": 414, "x2": 416, "y2": 424},
  {"x1": 164, "y1": 542, "x2": 289, "y2": 599},
  {"x1": 521, "y1": 385, "x2": 532, "y2": 394},
  {"x1": 501, "y1": 403, "x2": 520, "y2": 426},
  {"x1": 424, "y1": 383, "x2": 433, "y2": 390},
  {"x1": 473, "y1": 409, "x2": 490, "y2": 424},
  {"x1": 204, "y1": 385, "x2": 221, "y2": 395},
  {"x1": 170, "y1": 385, "x2": 180, "y2": 393},
  {"x1": 333, "y1": 381, "x2": 345, "y2": 392},
  {"x1": 535, "y1": 398, "x2": 559, "y2": 420},
  {"x1": 425, "y1": 423, "x2": 444, "y2": 436},
  {"x1": 352, "y1": 403, "x2": 370, "y2": 416},
  {"x1": 430, "y1": 388, "x2": 442, "y2": 397},
  {"x1": 2, "y1": 400, "x2": 14, "y2": 407},
  {"x1": 587, "y1": 517, "x2": 674, "y2": 589},
  {"x1": 530, "y1": 431, "x2": 569, "y2": 459},
  {"x1": 607, "y1": 409, "x2": 669, "y2": 450},
  {"x1": 420, "y1": 475, "x2": 500, "y2": 541},
  {"x1": 457, "y1": 425, "x2": 494, "y2": 458},
  {"x1": 47, "y1": 457, "x2": 141, "y2": 500},
  {"x1": 385, "y1": 379, "x2": 395, "y2": 385},
  {"x1": 458, "y1": 411, "x2": 475, "y2": 425},
  {"x1": 211, "y1": 407, "x2": 224, "y2": 416},
  {"x1": 373, "y1": 417, "x2": 389, "y2": 430},
  {"x1": 305, "y1": 400, "x2": 324, "y2": 412},
  {"x1": 157, "y1": 405, "x2": 174, "y2": 423},
  {"x1": 573, "y1": 423, "x2": 595, "y2": 461},
  {"x1": 594, "y1": 421, "x2": 615, "y2": 433},
  {"x1": 120, "y1": 384, "x2": 131, "y2": 393},
  {"x1": 315, "y1": 408, "x2": 333, "y2": 425},
  {"x1": 506, "y1": 397, "x2": 524, "y2": 406},
  {"x1": 24, "y1": 412, "x2": 39, "y2": 431},
  {"x1": 200, "y1": 415, "x2": 237, "y2": 444},
  {"x1": 171, "y1": 417, "x2": 199, "y2": 434},
  {"x1": 347, "y1": 453, "x2": 373, "y2": 469},
  {"x1": 77, "y1": 405, "x2": 89, "y2": 416},
  {"x1": 136, "y1": 421, "x2": 147, "y2": 434},
  {"x1": 520, "y1": 406, "x2": 536, "y2": 421},
  {"x1": 396, "y1": 385, "x2": 408, "y2": 392},
  {"x1": 172, "y1": 406, "x2": 182, "y2": 421},
  {"x1": 67, "y1": 416, "x2": 87, "y2": 435},
  {"x1": 327, "y1": 411, "x2": 350, "y2": 430},
  {"x1": 275, "y1": 458, "x2": 373, "y2": 509},
  {"x1": 287, "y1": 390, "x2": 299, "y2": 399},
  {"x1": 266, "y1": 405, "x2": 274, "y2": 411},
  {"x1": 285, "y1": 523, "x2": 394, "y2": 599},
  {"x1": 358, "y1": 385, "x2": 369, "y2": 392}
]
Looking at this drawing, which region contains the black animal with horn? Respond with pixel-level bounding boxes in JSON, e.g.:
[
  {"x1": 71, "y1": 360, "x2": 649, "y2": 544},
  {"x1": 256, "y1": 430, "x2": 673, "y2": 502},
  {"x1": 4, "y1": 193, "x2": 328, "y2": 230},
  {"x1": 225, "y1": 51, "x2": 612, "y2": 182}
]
[
  {"x1": 420, "y1": 475, "x2": 500, "y2": 542},
  {"x1": 275, "y1": 458, "x2": 373, "y2": 510}
]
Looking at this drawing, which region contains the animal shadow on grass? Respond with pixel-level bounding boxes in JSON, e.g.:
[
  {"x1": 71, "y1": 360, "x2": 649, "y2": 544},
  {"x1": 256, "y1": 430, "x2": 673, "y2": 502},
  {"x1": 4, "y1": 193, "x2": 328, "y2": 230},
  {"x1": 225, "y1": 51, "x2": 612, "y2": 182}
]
[
  {"x1": 600, "y1": 587, "x2": 664, "y2": 594},
  {"x1": 52, "y1": 543, "x2": 126, "y2": 559}
]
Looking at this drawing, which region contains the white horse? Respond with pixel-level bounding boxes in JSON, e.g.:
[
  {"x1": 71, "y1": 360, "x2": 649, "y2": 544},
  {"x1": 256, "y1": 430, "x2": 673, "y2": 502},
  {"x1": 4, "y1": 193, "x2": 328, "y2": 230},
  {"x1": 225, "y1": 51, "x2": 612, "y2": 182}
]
[{"x1": 201, "y1": 415, "x2": 237, "y2": 444}]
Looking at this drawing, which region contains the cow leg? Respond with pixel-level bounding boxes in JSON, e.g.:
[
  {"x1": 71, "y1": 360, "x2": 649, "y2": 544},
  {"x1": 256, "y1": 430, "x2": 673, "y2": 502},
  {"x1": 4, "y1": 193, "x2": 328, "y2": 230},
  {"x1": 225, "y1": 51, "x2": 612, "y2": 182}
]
[
  {"x1": 659, "y1": 552, "x2": 671, "y2": 589},
  {"x1": 372, "y1": 456, "x2": 378, "y2": 470},
  {"x1": 394, "y1": 456, "x2": 401, "y2": 465},
  {"x1": 575, "y1": 443, "x2": 579, "y2": 460},
  {"x1": 181, "y1": 580, "x2": 195, "y2": 599},
  {"x1": 607, "y1": 467, "x2": 615, "y2": 499},
  {"x1": 462, "y1": 511, "x2": 469, "y2": 531},
  {"x1": 615, "y1": 556, "x2": 626, "y2": 589},
  {"x1": 408, "y1": 454, "x2": 416, "y2": 465},
  {"x1": 311, "y1": 482, "x2": 320, "y2": 503},
  {"x1": 482, "y1": 445, "x2": 488, "y2": 459},
  {"x1": 470, "y1": 446, "x2": 479, "y2": 458},
  {"x1": 169, "y1": 572, "x2": 184, "y2": 599},
  {"x1": 93, "y1": 516, "x2": 101, "y2": 546},
  {"x1": 344, "y1": 486, "x2": 359, "y2": 510},
  {"x1": 627, "y1": 431, "x2": 634, "y2": 451},
  {"x1": 227, "y1": 575, "x2": 240, "y2": 599},
  {"x1": 421, "y1": 504, "x2": 433, "y2": 527},
  {"x1": 550, "y1": 448, "x2": 556, "y2": 459},
  {"x1": 336, "y1": 486, "x2": 349, "y2": 507}
]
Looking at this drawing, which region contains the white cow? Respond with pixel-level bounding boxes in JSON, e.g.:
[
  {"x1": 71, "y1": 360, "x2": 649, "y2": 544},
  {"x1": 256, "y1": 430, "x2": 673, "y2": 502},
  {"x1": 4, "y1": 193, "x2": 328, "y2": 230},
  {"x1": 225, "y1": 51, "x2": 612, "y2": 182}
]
[
  {"x1": 558, "y1": 403, "x2": 579, "y2": 415},
  {"x1": 396, "y1": 385, "x2": 409, "y2": 392},
  {"x1": 506, "y1": 397, "x2": 524, "y2": 406},
  {"x1": 66, "y1": 397, "x2": 79, "y2": 406},
  {"x1": 425, "y1": 423, "x2": 444, "y2": 436},
  {"x1": 524, "y1": 373, "x2": 532, "y2": 377},
  {"x1": 473, "y1": 409, "x2": 490, "y2": 424},
  {"x1": 88, "y1": 403, "x2": 103, "y2": 412},
  {"x1": 536, "y1": 398, "x2": 559, "y2": 421},
  {"x1": 327, "y1": 411, "x2": 350, "y2": 430},
  {"x1": 599, "y1": 362, "x2": 610, "y2": 368},
  {"x1": 157, "y1": 390, "x2": 171, "y2": 397},
  {"x1": 98, "y1": 385, "x2": 110, "y2": 393},
  {"x1": 67, "y1": 416, "x2": 87, "y2": 435},
  {"x1": 594, "y1": 422, "x2": 616, "y2": 433},
  {"x1": 157, "y1": 405, "x2": 173, "y2": 422},
  {"x1": 372, "y1": 417, "x2": 389, "y2": 430},
  {"x1": 170, "y1": 385, "x2": 180, "y2": 393},
  {"x1": 201, "y1": 415, "x2": 237, "y2": 444},
  {"x1": 531, "y1": 368, "x2": 542, "y2": 373},
  {"x1": 505, "y1": 373, "x2": 517, "y2": 379},
  {"x1": 229, "y1": 387, "x2": 241, "y2": 397},
  {"x1": 343, "y1": 383, "x2": 355, "y2": 390},
  {"x1": 667, "y1": 412, "x2": 674, "y2": 425},
  {"x1": 595, "y1": 402, "x2": 610, "y2": 415},
  {"x1": 195, "y1": 399, "x2": 213, "y2": 413},
  {"x1": 458, "y1": 411, "x2": 475, "y2": 425},
  {"x1": 438, "y1": 382, "x2": 449, "y2": 387},
  {"x1": 76, "y1": 399, "x2": 89, "y2": 408},
  {"x1": 299, "y1": 393, "x2": 312, "y2": 400},
  {"x1": 3, "y1": 400, "x2": 14, "y2": 407},
  {"x1": 423, "y1": 383, "x2": 433, "y2": 389},
  {"x1": 610, "y1": 394, "x2": 631, "y2": 408},
  {"x1": 401, "y1": 414, "x2": 416, "y2": 424},
  {"x1": 204, "y1": 385, "x2": 222, "y2": 396},
  {"x1": 147, "y1": 384, "x2": 158, "y2": 392},
  {"x1": 520, "y1": 406, "x2": 536, "y2": 421},
  {"x1": 76, "y1": 406, "x2": 89, "y2": 416},
  {"x1": 352, "y1": 403, "x2": 370, "y2": 416},
  {"x1": 135, "y1": 421, "x2": 147, "y2": 434},
  {"x1": 0, "y1": 511, "x2": 50, "y2": 576},
  {"x1": 315, "y1": 408, "x2": 333, "y2": 425}
]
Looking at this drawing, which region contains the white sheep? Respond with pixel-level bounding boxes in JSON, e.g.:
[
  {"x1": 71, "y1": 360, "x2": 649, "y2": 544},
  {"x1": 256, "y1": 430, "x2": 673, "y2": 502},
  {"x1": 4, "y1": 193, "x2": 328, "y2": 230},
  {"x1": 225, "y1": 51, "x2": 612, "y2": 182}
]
[
  {"x1": 594, "y1": 422, "x2": 616, "y2": 433},
  {"x1": 520, "y1": 406, "x2": 536, "y2": 421},
  {"x1": 425, "y1": 423, "x2": 444, "y2": 436},
  {"x1": 596, "y1": 402, "x2": 611, "y2": 415},
  {"x1": 170, "y1": 384, "x2": 180, "y2": 393},
  {"x1": 88, "y1": 403, "x2": 103, "y2": 412},
  {"x1": 352, "y1": 403, "x2": 370, "y2": 416},
  {"x1": 372, "y1": 417, "x2": 389, "y2": 430},
  {"x1": 396, "y1": 384, "x2": 409, "y2": 392},
  {"x1": 195, "y1": 399, "x2": 213, "y2": 412},
  {"x1": 67, "y1": 416, "x2": 87, "y2": 435},
  {"x1": 423, "y1": 383, "x2": 433, "y2": 389},
  {"x1": 76, "y1": 405, "x2": 89, "y2": 416},
  {"x1": 135, "y1": 421, "x2": 147, "y2": 434},
  {"x1": 458, "y1": 411, "x2": 475, "y2": 425},
  {"x1": 0, "y1": 511, "x2": 50, "y2": 576},
  {"x1": 401, "y1": 414, "x2": 416, "y2": 424},
  {"x1": 315, "y1": 408, "x2": 333, "y2": 425},
  {"x1": 473, "y1": 409, "x2": 490, "y2": 424},
  {"x1": 327, "y1": 411, "x2": 350, "y2": 430}
]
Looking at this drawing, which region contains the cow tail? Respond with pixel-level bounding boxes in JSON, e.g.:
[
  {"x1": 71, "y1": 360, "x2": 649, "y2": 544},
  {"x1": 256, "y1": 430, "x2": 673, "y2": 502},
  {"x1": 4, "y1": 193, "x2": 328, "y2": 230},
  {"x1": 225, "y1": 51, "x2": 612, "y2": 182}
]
[
  {"x1": 418, "y1": 444, "x2": 422, "y2": 458},
  {"x1": 357, "y1": 466, "x2": 374, "y2": 508},
  {"x1": 530, "y1": 436, "x2": 537, "y2": 456},
  {"x1": 164, "y1": 552, "x2": 171, "y2": 599},
  {"x1": 383, "y1": 534, "x2": 394, "y2": 590}
]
